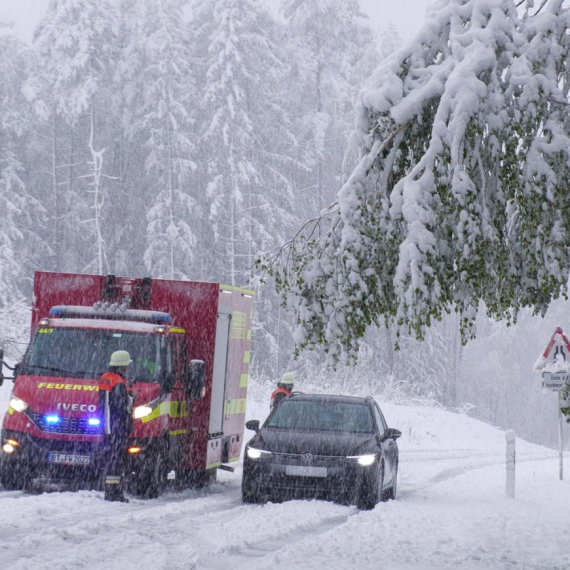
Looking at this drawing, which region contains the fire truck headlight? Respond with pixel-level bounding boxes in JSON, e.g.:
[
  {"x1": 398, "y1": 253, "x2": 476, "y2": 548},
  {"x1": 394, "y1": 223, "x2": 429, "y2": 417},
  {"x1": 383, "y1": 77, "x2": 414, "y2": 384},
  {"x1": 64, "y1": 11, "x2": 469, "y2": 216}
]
[
  {"x1": 132, "y1": 405, "x2": 153, "y2": 419},
  {"x1": 9, "y1": 396, "x2": 29, "y2": 413}
]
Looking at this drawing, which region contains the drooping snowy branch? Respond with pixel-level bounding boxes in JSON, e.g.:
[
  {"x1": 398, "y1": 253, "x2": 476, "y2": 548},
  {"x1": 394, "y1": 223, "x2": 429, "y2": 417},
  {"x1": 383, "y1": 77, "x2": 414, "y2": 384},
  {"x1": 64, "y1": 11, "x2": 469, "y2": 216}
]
[{"x1": 268, "y1": 0, "x2": 570, "y2": 363}]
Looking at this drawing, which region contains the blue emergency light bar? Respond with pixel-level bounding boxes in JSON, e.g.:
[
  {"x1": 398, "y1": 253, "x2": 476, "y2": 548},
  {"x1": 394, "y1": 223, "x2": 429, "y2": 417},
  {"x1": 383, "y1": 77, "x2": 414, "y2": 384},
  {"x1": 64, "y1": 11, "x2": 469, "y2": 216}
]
[
  {"x1": 45, "y1": 415, "x2": 60, "y2": 424},
  {"x1": 88, "y1": 418, "x2": 101, "y2": 426},
  {"x1": 48, "y1": 305, "x2": 172, "y2": 325}
]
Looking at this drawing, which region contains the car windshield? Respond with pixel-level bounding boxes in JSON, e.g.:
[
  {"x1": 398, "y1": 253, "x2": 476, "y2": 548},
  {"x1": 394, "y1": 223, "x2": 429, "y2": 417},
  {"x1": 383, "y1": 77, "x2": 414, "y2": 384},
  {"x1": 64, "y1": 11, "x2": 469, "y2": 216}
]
[
  {"x1": 21, "y1": 327, "x2": 166, "y2": 382},
  {"x1": 266, "y1": 400, "x2": 374, "y2": 433}
]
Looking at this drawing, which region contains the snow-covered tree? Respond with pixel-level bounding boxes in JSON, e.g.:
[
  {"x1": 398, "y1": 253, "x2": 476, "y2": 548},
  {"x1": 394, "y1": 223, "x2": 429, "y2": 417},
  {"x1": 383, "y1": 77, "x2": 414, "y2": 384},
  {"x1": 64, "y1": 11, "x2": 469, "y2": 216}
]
[
  {"x1": 138, "y1": 0, "x2": 198, "y2": 279},
  {"x1": 31, "y1": 0, "x2": 118, "y2": 274},
  {"x1": 0, "y1": 34, "x2": 48, "y2": 306},
  {"x1": 279, "y1": 0, "x2": 378, "y2": 215},
  {"x1": 191, "y1": 0, "x2": 297, "y2": 286},
  {"x1": 268, "y1": 0, "x2": 570, "y2": 363}
]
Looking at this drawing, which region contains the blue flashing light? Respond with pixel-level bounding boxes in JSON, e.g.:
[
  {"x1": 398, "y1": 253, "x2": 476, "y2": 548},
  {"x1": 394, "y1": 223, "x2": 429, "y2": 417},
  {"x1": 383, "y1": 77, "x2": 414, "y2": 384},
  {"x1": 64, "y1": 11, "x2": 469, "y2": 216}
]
[
  {"x1": 88, "y1": 418, "x2": 101, "y2": 426},
  {"x1": 49, "y1": 306, "x2": 66, "y2": 316},
  {"x1": 152, "y1": 312, "x2": 173, "y2": 324},
  {"x1": 45, "y1": 415, "x2": 60, "y2": 423}
]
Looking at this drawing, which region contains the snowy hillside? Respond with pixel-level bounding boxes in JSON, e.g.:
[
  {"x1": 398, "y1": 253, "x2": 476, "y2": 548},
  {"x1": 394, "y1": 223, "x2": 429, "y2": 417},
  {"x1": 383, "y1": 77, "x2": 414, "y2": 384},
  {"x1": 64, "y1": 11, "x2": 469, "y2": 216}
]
[{"x1": 1, "y1": 381, "x2": 569, "y2": 569}]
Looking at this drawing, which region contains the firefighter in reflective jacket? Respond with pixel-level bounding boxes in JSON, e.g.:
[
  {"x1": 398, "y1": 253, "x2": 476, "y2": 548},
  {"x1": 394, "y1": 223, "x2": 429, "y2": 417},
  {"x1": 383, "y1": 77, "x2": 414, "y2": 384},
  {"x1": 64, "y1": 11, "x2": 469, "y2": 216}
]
[
  {"x1": 270, "y1": 372, "x2": 295, "y2": 410},
  {"x1": 99, "y1": 350, "x2": 133, "y2": 503}
]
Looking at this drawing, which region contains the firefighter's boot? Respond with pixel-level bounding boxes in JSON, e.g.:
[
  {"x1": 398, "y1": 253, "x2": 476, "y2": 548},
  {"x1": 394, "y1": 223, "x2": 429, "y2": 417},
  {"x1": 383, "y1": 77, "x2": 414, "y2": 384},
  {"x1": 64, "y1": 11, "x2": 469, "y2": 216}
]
[{"x1": 104, "y1": 475, "x2": 129, "y2": 503}]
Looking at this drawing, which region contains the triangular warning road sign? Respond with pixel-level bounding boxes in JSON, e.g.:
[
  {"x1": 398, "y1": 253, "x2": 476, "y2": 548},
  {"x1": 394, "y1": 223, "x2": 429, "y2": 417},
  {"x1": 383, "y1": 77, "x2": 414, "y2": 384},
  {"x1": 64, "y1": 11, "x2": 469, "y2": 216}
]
[{"x1": 535, "y1": 327, "x2": 570, "y2": 371}]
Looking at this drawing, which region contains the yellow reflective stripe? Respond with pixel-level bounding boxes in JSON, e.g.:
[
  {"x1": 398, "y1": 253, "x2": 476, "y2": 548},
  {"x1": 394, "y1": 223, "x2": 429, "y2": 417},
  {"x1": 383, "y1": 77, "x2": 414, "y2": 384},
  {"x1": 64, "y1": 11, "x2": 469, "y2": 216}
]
[
  {"x1": 169, "y1": 327, "x2": 186, "y2": 334},
  {"x1": 8, "y1": 407, "x2": 14, "y2": 415},
  {"x1": 231, "y1": 311, "x2": 246, "y2": 339},
  {"x1": 141, "y1": 400, "x2": 172, "y2": 423},
  {"x1": 240, "y1": 374, "x2": 249, "y2": 388},
  {"x1": 228, "y1": 456, "x2": 240, "y2": 463},
  {"x1": 169, "y1": 429, "x2": 187, "y2": 436},
  {"x1": 206, "y1": 461, "x2": 221, "y2": 469},
  {"x1": 243, "y1": 351, "x2": 250, "y2": 364},
  {"x1": 225, "y1": 398, "x2": 247, "y2": 416},
  {"x1": 247, "y1": 329, "x2": 251, "y2": 341}
]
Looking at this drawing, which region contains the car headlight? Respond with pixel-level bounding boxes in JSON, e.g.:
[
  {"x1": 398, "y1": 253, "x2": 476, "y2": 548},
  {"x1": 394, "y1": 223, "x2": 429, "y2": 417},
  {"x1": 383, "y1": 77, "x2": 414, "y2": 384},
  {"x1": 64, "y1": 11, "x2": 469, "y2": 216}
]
[
  {"x1": 246, "y1": 446, "x2": 272, "y2": 459},
  {"x1": 132, "y1": 405, "x2": 153, "y2": 419},
  {"x1": 9, "y1": 396, "x2": 29, "y2": 413},
  {"x1": 347, "y1": 453, "x2": 377, "y2": 466}
]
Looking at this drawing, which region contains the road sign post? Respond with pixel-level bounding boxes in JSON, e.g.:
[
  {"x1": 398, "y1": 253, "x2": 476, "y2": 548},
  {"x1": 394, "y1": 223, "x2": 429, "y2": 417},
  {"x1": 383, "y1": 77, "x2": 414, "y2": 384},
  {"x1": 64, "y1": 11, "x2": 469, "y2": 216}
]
[
  {"x1": 559, "y1": 392, "x2": 564, "y2": 481},
  {"x1": 534, "y1": 326, "x2": 570, "y2": 481}
]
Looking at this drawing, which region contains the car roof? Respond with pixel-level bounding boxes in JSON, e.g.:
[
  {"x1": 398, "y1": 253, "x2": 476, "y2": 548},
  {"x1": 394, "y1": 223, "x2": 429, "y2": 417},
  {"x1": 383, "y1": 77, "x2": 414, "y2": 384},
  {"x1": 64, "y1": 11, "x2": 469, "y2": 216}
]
[{"x1": 286, "y1": 393, "x2": 372, "y2": 406}]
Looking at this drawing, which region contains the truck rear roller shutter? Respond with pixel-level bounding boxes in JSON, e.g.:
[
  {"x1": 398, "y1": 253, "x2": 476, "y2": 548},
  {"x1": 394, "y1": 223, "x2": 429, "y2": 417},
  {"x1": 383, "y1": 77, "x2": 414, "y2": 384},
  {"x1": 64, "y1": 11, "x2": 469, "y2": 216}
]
[{"x1": 209, "y1": 311, "x2": 231, "y2": 435}]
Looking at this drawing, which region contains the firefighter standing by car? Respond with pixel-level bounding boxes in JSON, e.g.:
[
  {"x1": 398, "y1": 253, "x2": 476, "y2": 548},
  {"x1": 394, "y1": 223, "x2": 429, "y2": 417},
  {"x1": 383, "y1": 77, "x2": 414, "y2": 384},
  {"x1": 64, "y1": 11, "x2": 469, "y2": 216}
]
[
  {"x1": 99, "y1": 350, "x2": 133, "y2": 503},
  {"x1": 270, "y1": 372, "x2": 295, "y2": 410}
]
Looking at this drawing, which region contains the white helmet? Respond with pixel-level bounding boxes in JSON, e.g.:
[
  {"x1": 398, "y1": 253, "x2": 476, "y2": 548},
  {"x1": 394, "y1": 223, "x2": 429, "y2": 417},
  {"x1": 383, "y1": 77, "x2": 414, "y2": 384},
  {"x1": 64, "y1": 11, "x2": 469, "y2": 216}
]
[
  {"x1": 109, "y1": 350, "x2": 132, "y2": 367},
  {"x1": 279, "y1": 372, "x2": 295, "y2": 385}
]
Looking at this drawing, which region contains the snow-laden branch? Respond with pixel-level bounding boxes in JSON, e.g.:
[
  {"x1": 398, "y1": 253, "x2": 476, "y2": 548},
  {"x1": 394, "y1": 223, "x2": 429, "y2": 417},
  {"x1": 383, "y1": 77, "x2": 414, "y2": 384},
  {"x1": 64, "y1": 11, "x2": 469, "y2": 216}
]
[{"x1": 266, "y1": 0, "x2": 570, "y2": 364}]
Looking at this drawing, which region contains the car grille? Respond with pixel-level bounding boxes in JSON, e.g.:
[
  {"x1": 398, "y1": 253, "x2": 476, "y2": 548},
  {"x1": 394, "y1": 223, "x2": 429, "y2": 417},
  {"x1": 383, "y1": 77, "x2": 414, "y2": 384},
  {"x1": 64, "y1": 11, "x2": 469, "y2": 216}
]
[
  {"x1": 270, "y1": 451, "x2": 347, "y2": 468},
  {"x1": 29, "y1": 412, "x2": 102, "y2": 435}
]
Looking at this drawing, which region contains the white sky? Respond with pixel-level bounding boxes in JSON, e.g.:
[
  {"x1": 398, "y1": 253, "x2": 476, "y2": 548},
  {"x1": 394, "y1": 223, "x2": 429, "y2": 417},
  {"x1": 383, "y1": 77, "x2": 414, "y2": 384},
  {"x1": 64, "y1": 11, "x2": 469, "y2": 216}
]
[{"x1": 0, "y1": 0, "x2": 436, "y2": 44}]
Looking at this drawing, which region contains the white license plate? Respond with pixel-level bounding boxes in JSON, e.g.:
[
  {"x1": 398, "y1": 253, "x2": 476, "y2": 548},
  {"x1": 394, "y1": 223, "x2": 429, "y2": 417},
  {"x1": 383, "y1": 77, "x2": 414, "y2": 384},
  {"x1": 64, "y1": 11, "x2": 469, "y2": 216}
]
[
  {"x1": 48, "y1": 453, "x2": 91, "y2": 465},
  {"x1": 285, "y1": 465, "x2": 327, "y2": 477}
]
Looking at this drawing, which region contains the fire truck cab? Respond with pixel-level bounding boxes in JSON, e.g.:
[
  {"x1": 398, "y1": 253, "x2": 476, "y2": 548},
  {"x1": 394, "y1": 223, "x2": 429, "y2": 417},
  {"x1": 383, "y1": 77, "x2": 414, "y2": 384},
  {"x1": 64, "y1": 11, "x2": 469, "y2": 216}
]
[{"x1": 0, "y1": 272, "x2": 254, "y2": 497}]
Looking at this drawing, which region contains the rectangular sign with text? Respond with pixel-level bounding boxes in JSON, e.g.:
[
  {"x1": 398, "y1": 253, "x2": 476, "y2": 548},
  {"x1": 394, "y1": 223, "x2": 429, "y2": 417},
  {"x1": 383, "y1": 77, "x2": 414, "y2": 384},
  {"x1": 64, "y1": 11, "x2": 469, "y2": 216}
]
[{"x1": 542, "y1": 372, "x2": 569, "y2": 391}]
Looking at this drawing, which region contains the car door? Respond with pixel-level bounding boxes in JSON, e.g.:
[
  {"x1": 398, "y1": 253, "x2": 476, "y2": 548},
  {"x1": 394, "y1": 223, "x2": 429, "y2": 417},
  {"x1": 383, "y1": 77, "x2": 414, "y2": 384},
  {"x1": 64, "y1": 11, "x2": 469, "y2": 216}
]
[{"x1": 372, "y1": 404, "x2": 396, "y2": 483}]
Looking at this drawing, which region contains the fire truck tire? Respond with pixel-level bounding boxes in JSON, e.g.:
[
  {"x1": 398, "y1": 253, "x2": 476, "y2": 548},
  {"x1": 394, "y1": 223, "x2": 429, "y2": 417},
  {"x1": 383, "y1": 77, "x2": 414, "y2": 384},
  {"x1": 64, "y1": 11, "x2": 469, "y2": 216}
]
[
  {"x1": 131, "y1": 449, "x2": 168, "y2": 499},
  {"x1": 190, "y1": 468, "x2": 217, "y2": 489},
  {"x1": 0, "y1": 459, "x2": 30, "y2": 491}
]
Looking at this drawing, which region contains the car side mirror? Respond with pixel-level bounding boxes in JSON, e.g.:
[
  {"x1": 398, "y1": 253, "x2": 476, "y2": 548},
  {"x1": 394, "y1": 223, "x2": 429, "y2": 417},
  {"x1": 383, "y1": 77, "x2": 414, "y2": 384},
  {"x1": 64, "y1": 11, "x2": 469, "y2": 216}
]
[
  {"x1": 187, "y1": 359, "x2": 206, "y2": 400},
  {"x1": 380, "y1": 428, "x2": 402, "y2": 442},
  {"x1": 161, "y1": 372, "x2": 176, "y2": 395},
  {"x1": 245, "y1": 419, "x2": 260, "y2": 433}
]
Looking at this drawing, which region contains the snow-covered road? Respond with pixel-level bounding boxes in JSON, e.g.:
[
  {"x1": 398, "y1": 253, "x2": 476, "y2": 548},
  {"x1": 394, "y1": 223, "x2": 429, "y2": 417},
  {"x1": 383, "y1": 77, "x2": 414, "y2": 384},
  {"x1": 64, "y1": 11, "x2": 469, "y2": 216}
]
[{"x1": 1, "y1": 394, "x2": 569, "y2": 570}]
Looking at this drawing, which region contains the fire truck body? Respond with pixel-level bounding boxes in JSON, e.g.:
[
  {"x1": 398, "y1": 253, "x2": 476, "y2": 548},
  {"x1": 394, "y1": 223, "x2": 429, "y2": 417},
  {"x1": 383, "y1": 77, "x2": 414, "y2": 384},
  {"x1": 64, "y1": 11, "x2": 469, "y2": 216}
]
[{"x1": 0, "y1": 271, "x2": 253, "y2": 493}]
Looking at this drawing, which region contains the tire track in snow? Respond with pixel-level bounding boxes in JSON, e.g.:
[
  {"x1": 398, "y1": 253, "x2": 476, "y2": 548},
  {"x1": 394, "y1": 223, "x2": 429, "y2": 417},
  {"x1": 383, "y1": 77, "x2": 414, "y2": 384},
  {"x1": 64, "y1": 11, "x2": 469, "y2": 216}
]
[
  {"x1": 398, "y1": 449, "x2": 558, "y2": 499},
  {"x1": 196, "y1": 505, "x2": 357, "y2": 570}
]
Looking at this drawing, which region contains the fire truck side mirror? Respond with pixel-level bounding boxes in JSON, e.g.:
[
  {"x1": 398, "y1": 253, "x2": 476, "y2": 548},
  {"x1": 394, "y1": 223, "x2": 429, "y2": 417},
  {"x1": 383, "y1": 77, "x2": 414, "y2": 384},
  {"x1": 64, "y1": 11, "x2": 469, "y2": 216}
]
[{"x1": 187, "y1": 359, "x2": 206, "y2": 400}]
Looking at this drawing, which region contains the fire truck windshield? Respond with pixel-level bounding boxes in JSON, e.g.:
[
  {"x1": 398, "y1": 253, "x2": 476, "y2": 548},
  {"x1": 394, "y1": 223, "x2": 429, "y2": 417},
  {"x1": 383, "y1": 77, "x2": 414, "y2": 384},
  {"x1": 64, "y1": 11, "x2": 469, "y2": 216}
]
[{"x1": 21, "y1": 327, "x2": 170, "y2": 382}]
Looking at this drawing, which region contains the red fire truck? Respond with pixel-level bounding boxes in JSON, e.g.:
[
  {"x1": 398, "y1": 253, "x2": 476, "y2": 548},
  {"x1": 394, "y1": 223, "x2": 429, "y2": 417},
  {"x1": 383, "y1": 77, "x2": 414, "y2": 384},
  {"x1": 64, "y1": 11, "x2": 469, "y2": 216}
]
[{"x1": 0, "y1": 271, "x2": 254, "y2": 496}]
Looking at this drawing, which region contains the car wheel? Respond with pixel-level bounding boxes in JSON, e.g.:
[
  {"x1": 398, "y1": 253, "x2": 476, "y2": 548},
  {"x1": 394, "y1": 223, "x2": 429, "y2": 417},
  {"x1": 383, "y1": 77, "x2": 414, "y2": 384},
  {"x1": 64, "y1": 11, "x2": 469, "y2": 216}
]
[
  {"x1": 241, "y1": 471, "x2": 260, "y2": 504},
  {"x1": 384, "y1": 461, "x2": 398, "y2": 501},
  {"x1": 357, "y1": 461, "x2": 384, "y2": 510}
]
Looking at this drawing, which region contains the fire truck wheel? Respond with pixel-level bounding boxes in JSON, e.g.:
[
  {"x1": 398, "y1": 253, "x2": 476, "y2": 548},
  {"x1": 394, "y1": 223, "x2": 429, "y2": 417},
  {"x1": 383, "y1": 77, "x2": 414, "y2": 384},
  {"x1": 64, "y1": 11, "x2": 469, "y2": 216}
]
[
  {"x1": 190, "y1": 468, "x2": 217, "y2": 489},
  {"x1": 131, "y1": 449, "x2": 168, "y2": 499},
  {"x1": 0, "y1": 459, "x2": 30, "y2": 491}
]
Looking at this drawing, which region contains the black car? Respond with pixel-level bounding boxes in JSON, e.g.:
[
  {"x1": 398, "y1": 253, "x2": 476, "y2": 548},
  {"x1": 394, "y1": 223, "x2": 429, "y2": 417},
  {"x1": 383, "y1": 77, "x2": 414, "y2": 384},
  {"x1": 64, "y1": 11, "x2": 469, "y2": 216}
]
[{"x1": 242, "y1": 393, "x2": 401, "y2": 509}]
